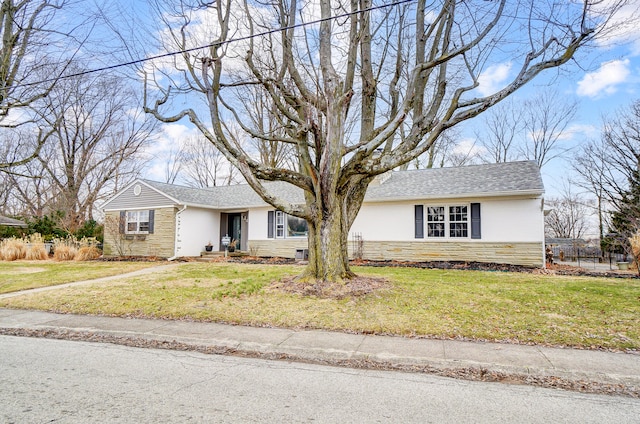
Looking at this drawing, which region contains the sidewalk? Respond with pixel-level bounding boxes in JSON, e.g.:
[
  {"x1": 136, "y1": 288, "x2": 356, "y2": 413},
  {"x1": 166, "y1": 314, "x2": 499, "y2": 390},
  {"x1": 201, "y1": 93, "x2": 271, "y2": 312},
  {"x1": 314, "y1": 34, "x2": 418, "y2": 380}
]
[{"x1": 0, "y1": 307, "x2": 638, "y2": 396}]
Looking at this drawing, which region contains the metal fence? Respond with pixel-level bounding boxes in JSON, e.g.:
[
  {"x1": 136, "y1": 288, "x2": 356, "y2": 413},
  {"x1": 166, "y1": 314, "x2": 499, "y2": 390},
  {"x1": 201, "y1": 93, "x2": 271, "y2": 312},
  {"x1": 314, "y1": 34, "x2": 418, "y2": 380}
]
[{"x1": 548, "y1": 243, "x2": 627, "y2": 269}]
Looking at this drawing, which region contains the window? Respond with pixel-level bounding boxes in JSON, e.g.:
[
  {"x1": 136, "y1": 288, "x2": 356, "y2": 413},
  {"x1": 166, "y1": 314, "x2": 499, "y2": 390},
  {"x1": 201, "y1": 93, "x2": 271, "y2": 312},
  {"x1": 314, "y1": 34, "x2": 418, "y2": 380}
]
[
  {"x1": 416, "y1": 204, "x2": 474, "y2": 238},
  {"x1": 286, "y1": 215, "x2": 308, "y2": 237},
  {"x1": 275, "y1": 211, "x2": 285, "y2": 238},
  {"x1": 126, "y1": 210, "x2": 150, "y2": 233},
  {"x1": 270, "y1": 211, "x2": 308, "y2": 238},
  {"x1": 448, "y1": 206, "x2": 468, "y2": 238},
  {"x1": 427, "y1": 206, "x2": 445, "y2": 237}
]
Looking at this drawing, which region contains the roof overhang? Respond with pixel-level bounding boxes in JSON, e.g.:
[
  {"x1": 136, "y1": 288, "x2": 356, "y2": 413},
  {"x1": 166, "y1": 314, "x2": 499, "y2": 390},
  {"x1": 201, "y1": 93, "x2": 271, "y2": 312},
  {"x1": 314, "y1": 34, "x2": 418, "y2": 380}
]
[{"x1": 0, "y1": 215, "x2": 27, "y2": 227}]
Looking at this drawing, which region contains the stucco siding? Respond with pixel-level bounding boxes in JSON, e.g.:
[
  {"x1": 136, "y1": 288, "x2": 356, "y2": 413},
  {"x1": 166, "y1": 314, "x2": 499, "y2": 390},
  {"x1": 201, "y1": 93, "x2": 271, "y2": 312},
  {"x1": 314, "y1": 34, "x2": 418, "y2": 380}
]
[
  {"x1": 103, "y1": 208, "x2": 176, "y2": 257},
  {"x1": 175, "y1": 207, "x2": 220, "y2": 257}
]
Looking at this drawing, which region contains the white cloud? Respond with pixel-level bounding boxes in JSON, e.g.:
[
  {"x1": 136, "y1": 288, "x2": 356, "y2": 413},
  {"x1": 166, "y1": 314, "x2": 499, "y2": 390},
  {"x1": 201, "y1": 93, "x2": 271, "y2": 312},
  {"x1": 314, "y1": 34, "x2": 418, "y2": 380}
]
[
  {"x1": 453, "y1": 138, "x2": 485, "y2": 157},
  {"x1": 476, "y1": 62, "x2": 512, "y2": 96},
  {"x1": 576, "y1": 59, "x2": 630, "y2": 98}
]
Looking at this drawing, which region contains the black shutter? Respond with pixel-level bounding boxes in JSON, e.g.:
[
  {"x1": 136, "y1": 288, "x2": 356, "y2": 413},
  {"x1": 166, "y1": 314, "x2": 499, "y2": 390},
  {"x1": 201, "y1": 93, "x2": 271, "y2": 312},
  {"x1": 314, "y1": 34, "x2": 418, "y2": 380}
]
[
  {"x1": 119, "y1": 211, "x2": 126, "y2": 234},
  {"x1": 471, "y1": 203, "x2": 481, "y2": 239},
  {"x1": 267, "y1": 210, "x2": 274, "y2": 238},
  {"x1": 148, "y1": 210, "x2": 155, "y2": 234},
  {"x1": 415, "y1": 205, "x2": 424, "y2": 239}
]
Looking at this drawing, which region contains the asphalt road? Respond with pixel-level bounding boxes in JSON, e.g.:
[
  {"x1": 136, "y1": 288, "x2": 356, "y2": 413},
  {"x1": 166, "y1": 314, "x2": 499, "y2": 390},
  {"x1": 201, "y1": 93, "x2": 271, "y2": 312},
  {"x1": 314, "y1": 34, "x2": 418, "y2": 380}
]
[{"x1": 1, "y1": 335, "x2": 638, "y2": 423}]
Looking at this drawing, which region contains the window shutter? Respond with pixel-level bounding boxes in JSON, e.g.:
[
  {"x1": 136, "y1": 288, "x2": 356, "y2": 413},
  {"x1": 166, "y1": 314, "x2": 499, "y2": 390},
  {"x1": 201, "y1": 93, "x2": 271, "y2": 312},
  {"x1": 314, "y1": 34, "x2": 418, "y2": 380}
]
[
  {"x1": 414, "y1": 205, "x2": 424, "y2": 239},
  {"x1": 119, "y1": 211, "x2": 126, "y2": 234},
  {"x1": 267, "y1": 210, "x2": 274, "y2": 238},
  {"x1": 148, "y1": 210, "x2": 155, "y2": 234},
  {"x1": 471, "y1": 203, "x2": 481, "y2": 239}
]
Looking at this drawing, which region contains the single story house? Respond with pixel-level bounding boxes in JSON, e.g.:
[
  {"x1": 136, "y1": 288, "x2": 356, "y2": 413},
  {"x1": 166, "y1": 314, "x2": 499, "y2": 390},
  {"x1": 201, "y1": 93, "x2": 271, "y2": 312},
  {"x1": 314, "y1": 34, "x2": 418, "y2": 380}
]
[{"x1": 101, "y1": 161, "x2": 546, "y2": 266}]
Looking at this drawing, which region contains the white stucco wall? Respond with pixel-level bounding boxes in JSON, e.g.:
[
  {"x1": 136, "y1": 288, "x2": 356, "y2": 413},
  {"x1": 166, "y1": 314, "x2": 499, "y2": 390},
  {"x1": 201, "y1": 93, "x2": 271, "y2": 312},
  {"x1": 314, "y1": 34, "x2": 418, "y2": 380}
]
[
  {"x1": 174, "y1": 207, "x2": 220, "y2": 257},
  {"x1": 248, "y1": 207, "x2": 272, "y2": 240},
  {"x1": 349, "y1": 197, "x2": 544, "y2": 243}
]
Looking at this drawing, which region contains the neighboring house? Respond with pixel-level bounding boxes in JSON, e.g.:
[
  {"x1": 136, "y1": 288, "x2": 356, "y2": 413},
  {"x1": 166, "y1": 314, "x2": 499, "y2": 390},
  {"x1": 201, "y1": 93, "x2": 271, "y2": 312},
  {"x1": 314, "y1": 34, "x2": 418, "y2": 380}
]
[
  {"x1": 0, "y1": 215, "x2": 27, "y2": 228},
  {"x1": 101, "y1": 161, "x2": 546, "y2": 266}
]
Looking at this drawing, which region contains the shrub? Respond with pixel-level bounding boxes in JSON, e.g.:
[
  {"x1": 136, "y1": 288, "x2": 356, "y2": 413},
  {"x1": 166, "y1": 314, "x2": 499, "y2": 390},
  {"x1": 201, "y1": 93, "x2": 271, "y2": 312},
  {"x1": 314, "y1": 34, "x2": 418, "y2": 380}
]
[{"x1": 0, "y1": 238, "x2": 27, "y2": 261}]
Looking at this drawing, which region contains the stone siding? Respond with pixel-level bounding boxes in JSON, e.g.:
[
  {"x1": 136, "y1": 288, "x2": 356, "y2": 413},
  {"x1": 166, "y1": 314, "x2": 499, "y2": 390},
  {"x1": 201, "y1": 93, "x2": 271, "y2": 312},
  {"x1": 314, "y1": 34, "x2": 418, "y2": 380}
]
[
  {"x1": 246, "y1": 239, "x2": 309, "y2": 259},
  {"x1": 357, "y1": 240, "x2": 543, "y2": 267},
  {"x1": 248, "y1": 239, "x2": 543, "y2": 267},
  {"x1": 103, "y1": 208, "x2": 176, "y2": 258}
]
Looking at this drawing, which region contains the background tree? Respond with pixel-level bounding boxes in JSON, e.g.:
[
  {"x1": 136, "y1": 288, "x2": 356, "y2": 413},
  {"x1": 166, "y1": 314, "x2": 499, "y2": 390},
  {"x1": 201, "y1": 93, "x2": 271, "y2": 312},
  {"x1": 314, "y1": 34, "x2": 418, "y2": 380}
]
[
  {"x1": 475, "y1": 91, "x2": 578, "y2": 167},
  {"x1": 544, "y1": 185, "x2": 593, "y2": 240},
  {"x1": 476, "y1": 98, "x2": 522, "y2": 163},
  {"x1": 0, "y1": 0, "x2": 91, "y2": 172},
  {"x1": 519, "y1": 91, "x2": 579, "y2": 168},
  {"x1": 5, "y1": 66, "x2": 155, "y2": 232},
  {"x1": 572, "y1": 99, "x2": 640, "y2": 255},
  {"x1": 144, "y1": 0, "x2": 627, "y2": 282},
  {"x1": 178, "y1": 135, "x2": 239, "y2": 188}
]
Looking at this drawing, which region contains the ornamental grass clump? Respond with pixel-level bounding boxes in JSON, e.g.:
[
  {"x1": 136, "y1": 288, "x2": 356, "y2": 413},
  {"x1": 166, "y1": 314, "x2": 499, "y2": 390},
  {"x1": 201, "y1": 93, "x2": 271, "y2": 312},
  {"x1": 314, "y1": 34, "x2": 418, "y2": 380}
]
[
  {"x1": 0, "y1": 238, "x2": 27, "y2": 261},
  {"x1": 25, "y1": 234, "x2": 48, "y2": 261},
  {"x1": 75, "y1": 246, "x2": 102, "y2": 261},
  {"x1": 628, "y1": 230, "x2": 640, "y2": 274},
  {"x1": 52, "y1": 238, "x2": 78, "y2": 261}
]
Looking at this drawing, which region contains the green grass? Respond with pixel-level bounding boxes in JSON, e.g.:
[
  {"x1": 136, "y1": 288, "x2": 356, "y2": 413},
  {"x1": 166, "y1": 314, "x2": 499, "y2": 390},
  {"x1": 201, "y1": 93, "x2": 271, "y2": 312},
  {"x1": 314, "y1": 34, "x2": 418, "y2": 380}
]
[
  {"x1": 0, "y1": 261, "x2": 162, "y2": 294},
  {"x1": 0, "y1": 262, "x2": 638, "y2": 350}
]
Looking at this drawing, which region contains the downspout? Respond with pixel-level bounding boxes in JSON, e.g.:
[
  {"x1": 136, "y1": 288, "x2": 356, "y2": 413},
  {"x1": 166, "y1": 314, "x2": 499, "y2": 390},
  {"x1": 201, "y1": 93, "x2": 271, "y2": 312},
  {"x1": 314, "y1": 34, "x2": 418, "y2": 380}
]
[{"x1": 168, "y1": 204, "x2": 187, "y2": 261}]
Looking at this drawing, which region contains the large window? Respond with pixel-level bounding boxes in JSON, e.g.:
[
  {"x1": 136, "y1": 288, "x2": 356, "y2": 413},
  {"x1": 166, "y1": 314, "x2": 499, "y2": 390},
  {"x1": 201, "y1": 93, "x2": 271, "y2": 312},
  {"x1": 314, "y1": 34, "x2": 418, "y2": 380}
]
[
  {"x1": 126, "y1": 210, "x2": 150, "y2": 233},
  {"x1": 420, "y1": 204, "x2": 469, "y2": 238},
  {"x1": 271, "y1": 211, "x2": 308, "y2": 238}
]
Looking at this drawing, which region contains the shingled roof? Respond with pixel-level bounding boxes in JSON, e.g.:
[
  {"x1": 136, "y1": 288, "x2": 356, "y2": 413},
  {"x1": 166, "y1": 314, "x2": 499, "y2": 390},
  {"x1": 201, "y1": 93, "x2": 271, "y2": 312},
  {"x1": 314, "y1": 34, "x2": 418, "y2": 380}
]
[
  {"x1": 365, "y1": 160, "x2": 544, "y2": 201},
  {"x1": 128, "y1": 161, "x2": 543, "y2": 209},
  {"x1": 0, "y1": 215, "x2": 27, "y2": 227}
]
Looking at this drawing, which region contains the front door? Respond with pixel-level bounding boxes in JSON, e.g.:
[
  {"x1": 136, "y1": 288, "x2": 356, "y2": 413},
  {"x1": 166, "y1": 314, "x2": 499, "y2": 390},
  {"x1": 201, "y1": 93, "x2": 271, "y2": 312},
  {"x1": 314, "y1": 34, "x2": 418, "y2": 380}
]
[{"x1": 228, "y1": 213, "x2": 242, "y2": 250}]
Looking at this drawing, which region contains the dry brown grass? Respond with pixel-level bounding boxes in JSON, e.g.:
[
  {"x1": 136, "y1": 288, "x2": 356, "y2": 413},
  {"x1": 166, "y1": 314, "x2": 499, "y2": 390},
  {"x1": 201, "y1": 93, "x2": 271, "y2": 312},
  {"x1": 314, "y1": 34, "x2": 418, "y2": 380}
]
[
  {"x1": 25, "y1": 244, "x2": 48, "y2": 260},
  {"x1": 0, "y1": 239, "x2": 27, "y2": 261},
  {"x1": 75, "y1": 246, "x2": 102, "y2": 261},
  {"x1": 53, "y1": 245, "x2": 77, "y2": 261}
]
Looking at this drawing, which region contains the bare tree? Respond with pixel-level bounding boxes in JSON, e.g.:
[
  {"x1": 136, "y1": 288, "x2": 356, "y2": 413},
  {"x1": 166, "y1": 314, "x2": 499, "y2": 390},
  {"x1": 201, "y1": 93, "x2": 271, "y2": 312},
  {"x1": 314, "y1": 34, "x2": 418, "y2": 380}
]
[
  {"x1": 519, "y1": 90, "x2": 579, "y2": 168},
  {"x1": 571, "y1": 140, "x2": 610, "y2": 243},
  {"x1": 0, "y1": 0, "x2": 91, "y2": 171},
  {"x1": 7, "y1": 67, "x2": 155, "y2": 231},
  {"x1": 545, "y1": 185, "x2": 593, "y2": 239},
  {"x1": 476, "y1": 98, "x2": 522, "y2": 163},
  {"x1": 572, "y1": 100, "x2": 640, "y2": 253},
  {"x1": 178, "y1": 135, "x2": 239, "y2": 188},
  {"x1": 144, "y1": 0, "x2": 628, "y2": 282}
]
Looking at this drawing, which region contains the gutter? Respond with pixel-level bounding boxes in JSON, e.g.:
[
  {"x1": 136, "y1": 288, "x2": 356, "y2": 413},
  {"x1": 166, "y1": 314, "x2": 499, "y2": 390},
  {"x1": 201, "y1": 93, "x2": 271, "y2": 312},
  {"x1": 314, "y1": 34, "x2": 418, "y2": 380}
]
[{"x1": 168, "y1": 204, "x2": 188, "y2": 261}]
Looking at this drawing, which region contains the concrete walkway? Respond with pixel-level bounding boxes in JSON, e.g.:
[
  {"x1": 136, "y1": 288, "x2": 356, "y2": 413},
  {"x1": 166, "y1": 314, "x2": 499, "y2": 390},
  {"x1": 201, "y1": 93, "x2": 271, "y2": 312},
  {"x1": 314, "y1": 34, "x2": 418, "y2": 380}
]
[
  {"x1": 0, "y1": 263, "x2": 182, "y2": 300},
  {"x1": 0, "y1": 307, "x2": 638, "y2": 396}
]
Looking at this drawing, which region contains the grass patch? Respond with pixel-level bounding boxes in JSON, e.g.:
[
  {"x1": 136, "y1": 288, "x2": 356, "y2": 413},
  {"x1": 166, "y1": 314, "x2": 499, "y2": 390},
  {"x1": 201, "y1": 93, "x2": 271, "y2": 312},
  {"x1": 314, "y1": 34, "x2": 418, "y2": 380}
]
[
  {"x1": 0, "y1": 262, "x2": 638, "y2": 350},
  {"x1": 0, "y1": 261, "x2": 162, "y2": 294}
]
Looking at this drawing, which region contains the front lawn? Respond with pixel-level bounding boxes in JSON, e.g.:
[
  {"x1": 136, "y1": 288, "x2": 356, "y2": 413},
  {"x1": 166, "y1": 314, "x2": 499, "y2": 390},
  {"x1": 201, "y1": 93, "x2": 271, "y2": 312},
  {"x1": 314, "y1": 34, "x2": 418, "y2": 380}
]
[
  {"x1": 0, "y1": 261, "x2": 162, "y2": 294},
  {"x1": 0, "y1": 262, "x2": 638, "y2": 351}
]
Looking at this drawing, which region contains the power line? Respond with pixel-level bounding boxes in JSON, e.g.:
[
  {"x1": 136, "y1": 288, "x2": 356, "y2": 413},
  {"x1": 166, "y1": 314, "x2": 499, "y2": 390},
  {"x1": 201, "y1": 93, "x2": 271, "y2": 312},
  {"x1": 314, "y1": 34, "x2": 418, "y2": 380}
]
[{"x1": 16, "y1": 0, "x2": 416, "y2": 88}]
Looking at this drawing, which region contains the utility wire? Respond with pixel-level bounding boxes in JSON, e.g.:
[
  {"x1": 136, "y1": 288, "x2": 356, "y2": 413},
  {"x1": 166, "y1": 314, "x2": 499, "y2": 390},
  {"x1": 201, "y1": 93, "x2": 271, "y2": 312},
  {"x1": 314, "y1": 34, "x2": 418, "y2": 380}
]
[{"x1": 16, "y1": 0, "x2": 416, "y2": 88}]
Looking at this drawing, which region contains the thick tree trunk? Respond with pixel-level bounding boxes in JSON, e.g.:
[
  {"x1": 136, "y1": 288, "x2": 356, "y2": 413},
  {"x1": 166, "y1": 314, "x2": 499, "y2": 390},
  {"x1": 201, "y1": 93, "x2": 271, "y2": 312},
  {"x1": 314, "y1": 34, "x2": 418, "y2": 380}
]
[{"x1": 302, "y1": 206, "x2": 354, "y2": 283}]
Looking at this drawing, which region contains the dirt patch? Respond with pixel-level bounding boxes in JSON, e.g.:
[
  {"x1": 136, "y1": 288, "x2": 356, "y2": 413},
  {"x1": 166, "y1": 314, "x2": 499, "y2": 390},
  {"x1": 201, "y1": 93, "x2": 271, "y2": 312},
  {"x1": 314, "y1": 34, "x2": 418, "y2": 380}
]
[{"x1": 269, "y1": 275, "x2": 391, "y2": 299}]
